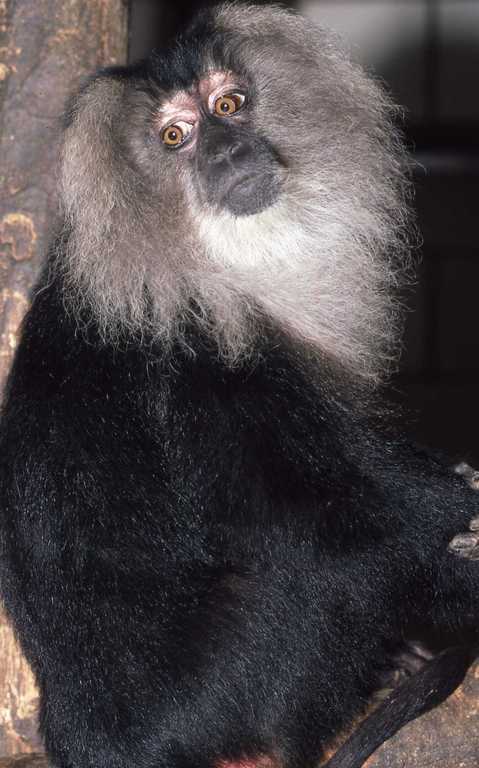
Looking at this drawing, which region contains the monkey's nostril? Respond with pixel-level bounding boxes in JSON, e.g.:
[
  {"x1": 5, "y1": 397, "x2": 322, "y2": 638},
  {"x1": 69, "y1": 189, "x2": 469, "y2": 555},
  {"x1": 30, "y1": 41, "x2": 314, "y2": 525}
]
[
  {"x1": 229, "y1": 141, "x2": 244, "y2": 155},
  {"x1": 209, "y1": 142, "x2": 248, "y2": 164},
  {"x1": 229, "y1": 140, "x2": 251, "y2": 160},
  {"x1": 210, "y1": 152, "x2": 228, "y2": 165}
]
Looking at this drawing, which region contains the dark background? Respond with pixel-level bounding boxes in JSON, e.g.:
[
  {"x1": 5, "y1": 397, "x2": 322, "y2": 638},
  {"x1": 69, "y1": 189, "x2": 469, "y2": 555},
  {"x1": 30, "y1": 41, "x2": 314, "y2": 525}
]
[{"x1": 129, "y1": 0, "x2": 479, "y2": 465}]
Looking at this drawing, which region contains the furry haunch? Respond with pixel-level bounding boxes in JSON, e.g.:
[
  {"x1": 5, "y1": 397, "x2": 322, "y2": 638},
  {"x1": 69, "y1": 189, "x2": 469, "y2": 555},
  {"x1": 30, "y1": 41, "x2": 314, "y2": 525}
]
[{"x1": 0, "y1": 5, "x2": 477, "y2": 768}]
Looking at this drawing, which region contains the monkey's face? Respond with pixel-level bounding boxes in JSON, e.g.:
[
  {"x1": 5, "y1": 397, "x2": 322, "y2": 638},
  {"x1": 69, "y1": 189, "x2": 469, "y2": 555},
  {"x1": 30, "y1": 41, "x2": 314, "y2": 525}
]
[
  {"x1": 122, "y1": 7, "x2": 371, "y2": 226},
  {"x1": 151, "y1": 70, "x2": 285, "y2": 218},
  {"x1": 120, "y1": 3, "x2": 401, "y2": 235}
]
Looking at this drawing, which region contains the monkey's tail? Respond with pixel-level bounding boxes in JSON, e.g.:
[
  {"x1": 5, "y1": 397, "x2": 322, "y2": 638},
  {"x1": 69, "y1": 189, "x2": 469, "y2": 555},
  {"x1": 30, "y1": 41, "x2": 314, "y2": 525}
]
[{"x1": 323, "y1": 645, "x2": 474, "y2": 768}]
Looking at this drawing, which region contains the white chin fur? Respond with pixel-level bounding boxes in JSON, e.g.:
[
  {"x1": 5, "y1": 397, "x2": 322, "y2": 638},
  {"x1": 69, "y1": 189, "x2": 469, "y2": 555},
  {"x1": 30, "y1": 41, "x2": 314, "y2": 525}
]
[
  {"x1": 60, "y1": 176, "x2": 409, "y2": 383},
  {"x1": 193, "y1": 178, "x2": 408, "y2": 382}
]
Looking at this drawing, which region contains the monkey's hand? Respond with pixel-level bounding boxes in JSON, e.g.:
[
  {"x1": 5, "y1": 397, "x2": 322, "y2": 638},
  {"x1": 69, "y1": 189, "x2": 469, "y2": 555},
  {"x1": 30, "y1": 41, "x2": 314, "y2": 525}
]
[{"x1": 449, "y1": 462, "x2": 479, "y2": 560}]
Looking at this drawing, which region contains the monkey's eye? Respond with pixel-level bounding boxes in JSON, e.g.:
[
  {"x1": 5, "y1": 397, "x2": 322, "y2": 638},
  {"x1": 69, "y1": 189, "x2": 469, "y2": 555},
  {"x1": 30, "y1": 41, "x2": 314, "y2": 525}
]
[
  {"x1": 161, "y1": 121, "x2": 193, "y2": 148},
  {"x1": 213, "y1": 92, "x2": 246, "y2": 117}
]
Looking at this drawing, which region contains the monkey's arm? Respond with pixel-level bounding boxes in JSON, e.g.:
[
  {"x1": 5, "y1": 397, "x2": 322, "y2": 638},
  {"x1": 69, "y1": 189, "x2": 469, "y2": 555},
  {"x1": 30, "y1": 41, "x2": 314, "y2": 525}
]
[{"x1": 0, "y1": 281, "x2": 228, "y2": 767}]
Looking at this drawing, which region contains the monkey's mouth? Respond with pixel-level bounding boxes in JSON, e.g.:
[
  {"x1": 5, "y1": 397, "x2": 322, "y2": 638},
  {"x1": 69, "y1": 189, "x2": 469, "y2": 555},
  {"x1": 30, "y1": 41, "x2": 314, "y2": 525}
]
[{"x1": 220, "y1": 172, "x2": 282, "y2": 217}]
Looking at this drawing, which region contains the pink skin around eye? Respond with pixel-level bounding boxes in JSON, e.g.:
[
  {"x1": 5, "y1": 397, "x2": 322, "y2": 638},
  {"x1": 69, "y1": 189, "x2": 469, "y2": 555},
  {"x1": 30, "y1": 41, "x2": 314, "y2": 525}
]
[
  {"x1": 155, "y1": 71, "x2": 244, "y2": 136},
  {"x1": 198, "y1": 70, "x2": 239, "y2": 102},
  {"x1": 156, "y1": 90, "x2": 198, "y2": 133}
]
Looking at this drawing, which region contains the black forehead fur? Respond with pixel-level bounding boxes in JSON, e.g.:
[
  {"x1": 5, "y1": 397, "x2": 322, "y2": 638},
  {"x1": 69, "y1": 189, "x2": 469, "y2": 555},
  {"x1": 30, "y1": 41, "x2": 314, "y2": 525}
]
[
  {"x1": 147, "y1": 6, "x2": 236, "y2": 91},
  {"x1": 64, "y1": 5, "x2": 244, "y2": 128},
  {"x1": 145, "y1": 8, "x2": 253, "y2": 99}
]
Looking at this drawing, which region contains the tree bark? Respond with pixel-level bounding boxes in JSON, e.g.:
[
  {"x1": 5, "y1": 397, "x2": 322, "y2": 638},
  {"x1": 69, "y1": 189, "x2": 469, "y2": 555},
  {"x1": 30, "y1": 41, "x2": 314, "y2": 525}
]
[{"x1": 0, "y1": 0, "x2": 128, "y2": 754}]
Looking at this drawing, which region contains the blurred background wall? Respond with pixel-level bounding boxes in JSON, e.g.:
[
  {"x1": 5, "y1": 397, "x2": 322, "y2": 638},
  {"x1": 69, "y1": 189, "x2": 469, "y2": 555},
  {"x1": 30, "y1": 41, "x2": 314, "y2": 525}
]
[{"x1": 129, "y1": 0, "x2": 479, "y2": 465}]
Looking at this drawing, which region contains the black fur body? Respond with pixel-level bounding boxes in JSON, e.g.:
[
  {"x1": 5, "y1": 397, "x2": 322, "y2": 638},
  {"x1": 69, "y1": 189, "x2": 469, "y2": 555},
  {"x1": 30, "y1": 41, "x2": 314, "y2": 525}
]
[{"x1": 0, "y1": 265, "x2": 478, "y2": 768}]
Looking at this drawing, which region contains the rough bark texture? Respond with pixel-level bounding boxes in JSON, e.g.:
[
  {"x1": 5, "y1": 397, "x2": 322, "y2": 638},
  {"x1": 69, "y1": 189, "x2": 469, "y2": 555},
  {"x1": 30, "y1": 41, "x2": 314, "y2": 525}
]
[
  {"x1": 0, "y1": 0, "x2": 128, "y2": 392},
  {"x1": 0, "y1": 756, "x2": 48, "y2": 768},
  {"x1": 0, "y1": 0, "x2": 128, "y2": 754}
]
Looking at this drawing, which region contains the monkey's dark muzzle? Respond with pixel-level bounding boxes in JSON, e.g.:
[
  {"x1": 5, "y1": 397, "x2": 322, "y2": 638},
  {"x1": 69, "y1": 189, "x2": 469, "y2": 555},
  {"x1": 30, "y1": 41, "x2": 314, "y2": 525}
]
[
  {"x1": 196, "y1": 121, "x2": 283, "y2": 216},
  {"x1": 221, "y1": 171, "x2": 282, "y2": 216}
]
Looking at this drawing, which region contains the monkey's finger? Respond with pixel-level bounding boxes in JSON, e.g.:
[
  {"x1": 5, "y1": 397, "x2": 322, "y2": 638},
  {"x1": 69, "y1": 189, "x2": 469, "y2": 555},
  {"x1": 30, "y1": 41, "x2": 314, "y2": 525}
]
[
  {"x1": 469, "y1": 472, "x2": 479, "y2": 491},
  {"x1": 454, "y1": 462, "x2": 479, "y2": 489},
  {"x1": 449, "y1": 532, "x2": 479, "y2": 559},
  {"x1": 455, "y1": 461, "x2": 472, "y2": 476}
]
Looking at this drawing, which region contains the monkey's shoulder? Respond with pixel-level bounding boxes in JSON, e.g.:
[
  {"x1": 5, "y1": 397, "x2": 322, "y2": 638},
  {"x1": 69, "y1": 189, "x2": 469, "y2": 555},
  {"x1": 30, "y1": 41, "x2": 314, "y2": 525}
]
[
  {"x1": 7, "y1": 275, "x2": 336, "y2": 430},
  {"x1": 3, "y1": 277, "x2": 362, "y2": 504}
]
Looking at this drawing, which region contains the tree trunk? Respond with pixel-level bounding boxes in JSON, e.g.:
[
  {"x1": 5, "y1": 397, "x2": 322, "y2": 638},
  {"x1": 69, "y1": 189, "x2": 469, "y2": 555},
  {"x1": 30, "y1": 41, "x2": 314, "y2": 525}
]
[{"x1": 0, "y1": 0, "x2": 128, "y2": 753}]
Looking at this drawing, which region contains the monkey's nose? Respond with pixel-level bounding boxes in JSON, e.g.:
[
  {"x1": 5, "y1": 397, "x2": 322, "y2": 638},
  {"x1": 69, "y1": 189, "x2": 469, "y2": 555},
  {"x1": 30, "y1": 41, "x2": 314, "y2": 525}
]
[{"x1": 209, "y1": 139, "x2": 252, "y2": 167}]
